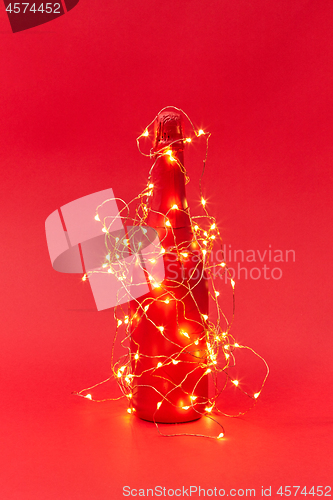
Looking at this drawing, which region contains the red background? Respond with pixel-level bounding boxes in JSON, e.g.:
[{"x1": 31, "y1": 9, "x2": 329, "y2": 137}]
[{"x1": 1, "y1": 1, "x2": 332, "y2": 498}]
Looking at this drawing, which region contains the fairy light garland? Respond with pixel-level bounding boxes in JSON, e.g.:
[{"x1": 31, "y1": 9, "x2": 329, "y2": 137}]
[{"x1": 74, "y1": 106, "x2": 269, "y2": 440}]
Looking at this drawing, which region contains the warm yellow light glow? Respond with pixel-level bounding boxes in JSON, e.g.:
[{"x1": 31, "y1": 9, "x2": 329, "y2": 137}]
[
  {"x1": 172, "y1": 204, "x2": 178, "y2": 210},
  {"x1": 215, "y1": 291, "x2": 220, "y2": 297},
  {"x1": 158, "y1": 326, "x2": 164, "y2": 332},
  {"x1": 165, "y1": 220, "x2": 171, "y2": 227},
  {"x1": 124, "y1": 316, "x2": 129, "y2": 324},
  {"x1": 225, "y1": 353, "x2": 230, "y2": 359},
  {"x1": 205, "y1": 406, "x2": 213, "y2": 413},
  {"x1": 203, "y1": 314, "x2": 208, "y2": 321},
  {"x1": 94, "y1": 214, "x2": 100, "y2": 222},
  {"x1": 210, "y1": 223, "x2": 216, "y2": 230},
  {"x1": 201, "y1": 198, "x2": 206, "y2": 206},
  {"x1": 102, "y1": 263, "x2": 107, "y2": 268},
  {"x1": 134, "y1": 353, "x2": 139, "y2": 360},
  {"x1": 232, "y1": 380, "x2": 239, "y2": 386},
  {"x1": 127, "y1": 408, "x2": 132, "y2": 414},
  {"x1": 202, "y1": 249, "x2": 207, "y2": 256},
  {"x1": 102, "y1": 227, "x2": 107, "y2": 233},
  {"x1": 82, "y1": 274, "x2": 87, "y2": 282},
  {"x1": 148, "y1": 183, "x2": 154, "y2": 189},
  {"x1": 172, "y1": 359, "x2": 180, "y2": 365},
  {"x1": 157, "y1": 401, "x2": 162, "y2": 409},
  {"x1": 117, "y1": 319, "x2": 122, "y2": 327},
  {"x1": 142, "y1": 129, "x2": 149, "y2": 137},
  {"x1": 220, "y1": 262, "x2": 226, "y2": 267},
  {"x1": 217, "y1": 432, "x2": 224, "y2": 439},
  {"x1": 194, "y1": 225, "x2": 199, "y2": 231},
  {"x1": 190, "y1": 395, "x2": 197, "y2": 401},
  {"x1": 205, "y1": 368, "x2": 212, "y2": 375},
  {"x1": 160, "y1": 247, "x2": 166, "y2": 254},
  {"x1": 224, "y1": 344, "x2": 229, "y2": 350},
  {"x1": 254, "y1": 392, "x2": 260, "y2": 399},
  {"x1": 234, "y1": 343, "x2": 239, "y2": 348},
  {"x1": 231, "y1": 279, "x2": 235, "y2": 288},
  {"x1": 203, "y1": 240, "x2": 208, "y2": 246},
  {"x1": 194, "y1": 340, "x2": 199, "y2": 345},
  {"x1": 157, "y1": 362, "x2": 163, "y2": 368},
  {"x1": 85, "y1": 394, "x2": 92, "y2": 400},
  {"x1": 164, "y1": 299, "x2": 170, "y2": 304},
  {"x1": 204, "y1": 231, "x2": 208, "y2": 237},
  {"x1": 144, "y1": 305, "x2": 149, "y2": 312},
  {"x1": 198, "y1": 129, "x2": 204, "y2": 136},
  {"x1": 181, "y1": 331, "x2": 190, "y2": 339},
  {"x1": 211, "y1": 235, "x2": 216, "y2": 240},
  {"x1": 181, "y1": 252, "x2": 188, "y2": 258},
  {"x1": 128, "y1": 393, "x2": 133, "y2": 399},
  {"x1": 182, "y1": 406, "x2": 190, "y2": 410},
  {"x1": 185, "y1": 137, "x2": 192, "y2": 143}
]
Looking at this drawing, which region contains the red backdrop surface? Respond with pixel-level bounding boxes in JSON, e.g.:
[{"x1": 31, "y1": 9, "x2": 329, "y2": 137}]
[{"x1": 0, "y1": 1, "x2": 332, "y2": 498}]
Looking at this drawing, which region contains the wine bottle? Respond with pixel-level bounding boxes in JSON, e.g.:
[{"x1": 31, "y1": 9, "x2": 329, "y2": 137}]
[{"x1": 130, "y1": 111, "x2": 209, "y2": 423}]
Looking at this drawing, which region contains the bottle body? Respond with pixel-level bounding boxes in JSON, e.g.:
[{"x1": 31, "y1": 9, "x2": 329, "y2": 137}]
[{"x1": 130, "y1": 112, "x2": 209, "y2": 423}]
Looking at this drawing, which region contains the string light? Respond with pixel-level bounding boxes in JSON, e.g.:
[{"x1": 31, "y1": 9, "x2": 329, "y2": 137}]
[{"x1": 75, "y1": 106, "x2": 269, "y2": 441}]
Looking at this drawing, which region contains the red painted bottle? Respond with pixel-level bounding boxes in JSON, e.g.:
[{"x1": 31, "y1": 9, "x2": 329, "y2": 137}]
[{"x1": 130, "y1": 111, "x2": 209, "y2": 423}]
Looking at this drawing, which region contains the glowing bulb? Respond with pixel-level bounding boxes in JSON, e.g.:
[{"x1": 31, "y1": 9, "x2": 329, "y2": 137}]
[
  {"x1": 181, "y1": 252, "x2": 188, "y2": 258},
  {"x1": 205, "y1": 368, "x2": 212, "y2": 375},
  {"x1": 194, "y1": 225, "x2": 199, "y2": 231},
  {"x1": 211, "y1": 235, "x2": 216, "y2": 240},
  {"x1": 149, "y1": 258, "x2": 156, "y2": 264},
  {"x1": 204, "y1": 231, "x2": 208, "y2": 237},
  {"x1": 201, "y1": 198, "x2": 206, "y2": 206},
  {"x1": 127, "y1": 408, "x2": 132, "y2": 414},
  {"x1": 198, "y1": 129, "x2": 204, "y2": 136},
  {"x1": 124, "y1": 316, "x2": 129, "y2": 324},
  {"x1": 203, "y1": 314, "x2": 208, "y2": 321},
  {"x1": 215, "y1": 291, "x2": 220, "y2": 297},
  {"x1": 234, "y1": 343, "x2": 239, "y2": 348},
  {"x1": 157, "y1": 401, "x2": 162, "y2": 409},
  {"x1": 225, "y1": 353, "x2": 230, "y2": 359},
  {"x1": 157, "y1": 362, "x2": 163, "y2": 368},
  {"x1": 165, "y1": 220, "x2": 171, "y2": 227},
  {"x1": 160, "y1": 247, "x2": 165, "y2": 254},
  {"x1": 102, "y1": 227, "x2": 107, "y2": 233},
  {"x1": 232, "y1": 380, "x2": 239, "y2": 386},
  {"x1": 102, "y1": 263, "x2": 107, "y2": 268},
  {"x1": 172, "y1": 204, "x2": 178, "y2": 210},
  {"x1": 190, "y1": 395, "x2": 197, "y2": 401},
  {"x1": 211, "y1": 223, "x2": 216, "y2": 230},
  {"x1": 142, "y1": 129, "x2": 149, "y2": 137},
  {"x1": 158, "y1": 326, "x2": 164, "y2": 332},
  {"x1": 205, "y1": 406, "x2": 213, "y2": 413},
  {"x1": 128, "y1": 393, "x2": 133, "y2": 399},
  {"x1": 134, "y1": 353, "x2": 139, "y2": 360},
  {"x1": 94, "y1": 214, "x2": 100, "y2": 222},
  {"x1": 185, "y1": 137, "x2": 192, "y2": 143},
  {"x1": 117, "y1": 319, "x2": 122, "y2": 327},
  {"x1": 85, "y1": 394, "x2": 92, "y2": 400},
  {"x1": 202, "y1": 249, "x2": 207, "y2": 256},
  {"x1": 231, "y1": 279, "x2": 235, "y2": 289},
  {"x1": 224, "y1": 344, "x2": 229, "y2": 350},
  {"x1": 164, "y1": 299, "x2": 170, "y2": 304},
  {"x1": 148, "y1": 183, "x2": 154, "y2": 189},
  {"x1": 217, "y1": 433, "x2": 224, "y2": 439},
  {"x1": 182, "y1": 406, "x2": 190, "y2": 410},
  {"x1": 144, "y1": 305, "x2": 149, "y2": 312},
  {"x1": 220, "y1": 262, "x2": 226, "y2": 267},
  {"x1": 181, "y1": 331, "x2": 190, "y2": 339},
  {"x1": 172, "y1": 359, "x2": 180, "y2": 365},
  {"x1": 194, "y1": 340, "x2": 199, "y2": 345},
  {"x1": 254, "y1": 392, "x2": 260, "y2": 399},
  {"x1": 82, "y1": 274, "x2": 87, "y2": 282}
]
